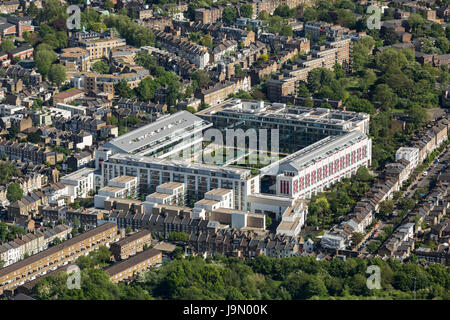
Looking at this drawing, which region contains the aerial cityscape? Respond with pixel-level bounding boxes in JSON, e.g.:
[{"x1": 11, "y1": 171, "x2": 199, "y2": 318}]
[{"x1": 0, "y1": 0, "x2": 449, "y2": 303}]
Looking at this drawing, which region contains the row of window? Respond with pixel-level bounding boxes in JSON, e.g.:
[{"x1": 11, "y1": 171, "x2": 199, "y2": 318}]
[{"x1": 280, "y1": 146, "x2": 368, "y2": 195}]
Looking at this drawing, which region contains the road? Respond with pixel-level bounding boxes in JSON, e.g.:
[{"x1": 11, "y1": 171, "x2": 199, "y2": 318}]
[{"x1": 359, "y1": 144, "x2": 450, "y2": 254}]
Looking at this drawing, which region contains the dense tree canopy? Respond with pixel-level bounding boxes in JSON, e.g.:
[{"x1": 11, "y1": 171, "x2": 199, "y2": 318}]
[{"x1": 33, "y1": 255, "x2": 450, "y2": 300}]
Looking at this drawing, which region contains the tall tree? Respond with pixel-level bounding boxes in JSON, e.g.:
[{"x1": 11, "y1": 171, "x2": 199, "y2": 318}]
[
  {"x1": 7, "y1": 183, "x2": 23, "y2": 203},
  {"x1": 48, "y1": 64, "x2": 67, "y2": 87}
]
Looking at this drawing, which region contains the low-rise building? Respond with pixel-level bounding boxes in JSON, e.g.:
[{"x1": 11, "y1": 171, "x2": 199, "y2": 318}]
[
  {"x1": 106, "y1": 248, "x2": 162, "y2": 283},
  {"x1": 110, "y1": 230, "x2": 152, "y2": 260}
]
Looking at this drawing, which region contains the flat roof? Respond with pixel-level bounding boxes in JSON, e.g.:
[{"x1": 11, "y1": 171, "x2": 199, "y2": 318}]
[
  {"x1": 101, "y1": 186, "x2": 125, "y2": 193},
  {"x1": 205, "y1": 188, "x2": 233, "y2": 196},
  {"x1": 60, "y1": 167, "x2": 95, "y2": 182},
  {"x1": 105, "y1": 111, "x2": 211, "y2": 154},
  {"x1": 108, "y1": 153, "x2": 251, "y2": 178},
  {"x1": 109, "y1": 175, "x2": 136, "y2": 184},
  {"x1": 157, "y1": 182, "x2": 184, "y2": 189},
  {"x1": 197, "y1": 99, "x2": 369, "y2": 130},
  {"x1": 262, "y1": 130, "x2": 367, "y2": 174},
  {"x1": 147, "y1": 192, "x2": 172, "y2": 199},
  {"x1": 195, "y1": 199, "x2": 219, "y2": 206}
]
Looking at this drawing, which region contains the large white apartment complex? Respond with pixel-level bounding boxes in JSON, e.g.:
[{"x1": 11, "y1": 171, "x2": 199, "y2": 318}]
[
  {"x1": 101, "y1": 153, "x2": 259, "y2": 211},
  {"x1": 104, "y1": 111, "x2": 212, "y2": 158},
  {"x1": 261, "y1": 130, "x2": 372, "y2": 199}
]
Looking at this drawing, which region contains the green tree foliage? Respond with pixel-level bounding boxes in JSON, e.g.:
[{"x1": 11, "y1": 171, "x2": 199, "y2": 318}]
[
  {"x1": 0, "y1": 161, "x2": 20, "y2": 184},
  {"x1": 115, "y1": 80, "x2": 135, "y2": 98},
  {"x1": 273, "y1": 5, "x2": 296, "y2": 18},
  {"x1": 280, "y1": 25, "x2": 293, "y2": 37},
  {"x1": 240, "y1": 4, "x2": 253, "y2": 18},
  {"x1": 37, "y1": 0, "x2": 68, "y2": 24},
  {"x1": 7, "y1": 183, "x2": 23, "y2": 203},
  {"x1": 92, "y1": 60, "x2": 110, "y2": 74},
  {"x1": 378, "y1": 200, "x2": 394, "y2": 219},
  {"x1": 346, "y1": 96, "x2": 375, "y2": 114},
  {"x1": 307, "y1": 68, "x2": 344, "y2": 100},
  {"x1": 134, "y1": 51, "x2": 181, "y2": 105},
  {"x1": 38, "y1": 24, "x2": 68, "y2": 50},
  {"x1": 351, "y1": 36, "x2": 375, "y2": 71},
  {"x1": 48, "y1": 64, "x2": 67, "y2": 87},
  {"x1": 372, "y1": 84, "x2": 397, "y2": 110},
  {"x1": 303, "y1": 7, "x2": 317, "y2": 22},
  {"x1": 104, "y1": 0, "x2": 114, "y2": 10},
  {"x1": 103, "y1": 14, "x2": 155, "y2": 47},
  {"x1": 192, "y1": 69, "x2": 211, "y2": 90},
  {"x1": 32, "y1": 254, "x2": 450, "y2": 300},
  {"x1": 307, "y1": 168, "x2": 373, "y2": 229},
  {"x1": 27, "y1": 132, "x2": 42, "y2": 144},
  {"x1": 0, "y1": 39, "x2": 15, "y2": 52},
  {"x1": 223, "y1": 7, "x2": 238, "y2": 25},
  {"x1": 0, "y1": 221, "x2": 26, "y2": 243},
  {"x1": 168, "y1": 231, "x2": 189, "y2": 242},
  {"x1": 35, "y1": 47, "x2": 58, "y2": 79}
]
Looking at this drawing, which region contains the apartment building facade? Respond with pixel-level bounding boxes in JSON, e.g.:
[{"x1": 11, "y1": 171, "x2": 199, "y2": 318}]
[
  {"x1": 0, "y1": 223, "x2": 119, "y2": 294},
  {"x1": 102, "y1": 153, "x2": 259, "y2": 211},
  {"x1": 110, "y1": 230, "x2": 152, "y2": 260},
  {"x1": 106, "y1": 248, "x2": 162, "y2": 283}
]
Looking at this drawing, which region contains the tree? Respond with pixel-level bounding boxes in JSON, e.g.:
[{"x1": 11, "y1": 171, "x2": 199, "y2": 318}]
[
  {"x1": 48, "y1": 64, "x2": 67, "y2": 87},
  {"x1": 274, "y1": 5, "x2": 295, "y2": 18},
  {"x1": 92, "y1": 60, "x2": 110, "y2": 74},
  {"x1": 351, "y1": 36, "x2": 375, "y2": 71},
  {"x1": 27, "y1": 132, "x2": 42, "y2": 144},
  {"x1": 304, "y1": 97, "x2": 314, "y2": 108},
  {"x1": 297, "y1": 82, "x2": 310, "y2": 97},
  {"x1": 303, "y1": 7, "x2": 317, "y2": 22},
  {"x1": 398, "y1": 198, "x2": 415, "y2": 211},
  {"x1": 351, "y1": 232, "x2": 365, "y2": 247},
  {"x1": 7, "y1": 183, "x2": 23, "y2": 203},
  {"x1": 407, "y1": 104, "x2": 428, "y2": 128},
  {"x1": 104, "y1": 0, "x2": 114, "y2": 10},
  {"x1": 378, "y1": 200, "x2": 394, "y2": 218},
  {"x1": 168, "y1": 231, "x2": 189, "y2": 242},
  {"x1": 305, "y1": 276, "x2": 328, "y2": 298},
  {"x1": 1, "y1": 39, "x2": 15, "y2": 52},
  {"x1": 408, "y1": 13, "x2": 426, "y2": 34},
  {"x1": 435, "y1": 37, "x2": 449, "y2": 54},
  {"x1": 346, "y1": 96, "x2": 375, "y2": 114},
  {"x1": 280, "y1": 25, "x2": 293, "y2": 37},
  {"x1": 53, "y1": 237, "x2": 62, "y2": 245},
  {"x1": 126, "y1": 226, "x2": 132, "y2": 235},
  {"x1": 135, "y1": 77, "x2": 157, "y2": 101},
  {"x1": 27, "y1": 2, "x2": 39, "y2": 17},
  {"x1": 373, "y1": 84, "x2": 397, "y2": 110},
  {"x1": 73, "y1": 217, "x2": 81, "y2": 228},
  {"x1": 240, "y1": 4, "x2": 253, "y2": 18},
  {"x1": 333, "y1": 63, "x2": 345, "y2": 79},
  {"x1": 0, "y1": 161, "x2": 19, "y2": 184},
  {"x1": 265, "y1": 214, "x2": 272, "y2": 228},
  {"x1": 192, "y1": 69, "x2": 210, "y2": 89},
  {"x1": 222, "y1": 7, "x2": 237, "y2": 25},
  {"x1": 35, "y1": 49, "x2": 57, "y2": 79},
  {"x1": 115, "y1": 80, "x2": 135, "y2": 98},
  {"x1": 355, "y1": 166, "x2": 373, "y2": 182}
]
